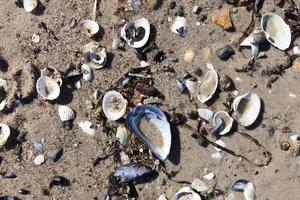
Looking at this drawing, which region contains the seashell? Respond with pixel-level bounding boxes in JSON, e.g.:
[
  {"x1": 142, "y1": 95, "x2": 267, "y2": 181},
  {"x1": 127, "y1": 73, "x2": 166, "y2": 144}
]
[
  {"x1": 213, "y1": 139, "x2": 226, "y2": 152},
  {"x1": 23, "y1": 0, "x2": 38, "y2": 13},
  {"x1": 231, "y1": 179, "x2": 249, "y2": 192},
  {"x1": 116, "y1": 126, "x2": 129, "y2": 146},
  {"x1": 240, "y1": 31, "x2": 266, "y2": 58},
  {"x1": 171, "y1": 16, "x2": 188, "y2": 38},
  {"x1": 293, "y1": 46, "x2": 300, "y2": 55},
  {"x1": 32, "y1": 33, "x2": 40, "y2": 43},
  {"x1": 203, "y1": 172, "x2": 215, "y2": 180},
  {"x1": 1, "y1": 172, "x2": 17, "y2": 179},
  {"x1": 78, "y1": 121, "x2": 96, "y2": 136},
  {"x1": 197, "y1": 108, "x2": 213, "y2": 121},
  {"x1": 89, "y1": 48, "x2": 107, "y2": 69},
  {"x1": 36, "y1": 76, "x2": 60, "y2": 100},
  {"x1": 158, "y1": 194, "x2": 168, "y2": 200},
  {"x1": 58, "y1": 105, "x2": 75, "y2": 122},
  {"x1": 211, "y1": 117, "x2": 224, "y2": 135},
  {"x1": 126, "y1": 104, "x2": 171, "y2": 161},
  {"x1": 79, "y1": 20, "x2": 99, "y2": 37},
  {"x1": 34, "y1": 154, "x2": 45, "y2": 165},
  {"x1": 196, "y1": 63, "x2": 218, "y2": 103},
  {"x1": 212, "y1": 111, "x2": 233, "y2": 135},
  {"x1": 41, "y1": 67, "x2": 63, "y2": 86},
  {"x1": 185, "y1": 78, "x2": 198, "y2": 94},
  {"x1": 232, "y1": 92, "x2": 261, "y2": 127},
  {"x1": 261, "y1": 13, "x2": 291, "y2": 50},
  {"x1": 211, "y1": 152, "x2": 222, "y2": 160},
  {"x1": 176, "y1": 79, "x2": 186, "y2": 94},
  {"x1": 172, "y1": 186, "x2": 201, "y2": 200},
  {"x1": 33, "y1": 140, "x2": 44, "y2": 154},
  {"x1": 114, "y1": 163, "x2": 153, "y2": 183},
  {"x1": 191, "y1": 178, "x2": 210, "y2": 193},
  {"x1": 81, "y1": 64, "x2": 93, "y2": 81},
  {"x1": 120, "y1": 18, "x2": 151, "y2": 48},
  {"x1": 102, "y1": 91, "x2": 128, "y2": 121},
  {"x1": 0, "y1": 123, "x2": 10, "y2": 147},
  {"x1": 243, "y1": 182, "x2": 256, "y2": 200}
]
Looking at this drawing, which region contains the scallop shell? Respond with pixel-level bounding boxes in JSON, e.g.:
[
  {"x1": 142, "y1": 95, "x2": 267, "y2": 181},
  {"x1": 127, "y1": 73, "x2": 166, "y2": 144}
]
[
  {"x1": 212, "y1": 111, "x2": 233, "y2": 135},
  {"x1": 243, "y1": 182, "x2": 256, "y2": 200},
  {"x1": 185, "y1": 78, "x2": 198, "y2": 94},
  {"x1": 126, "y1": 104, "x2": 171, "y2": 161},
  {"x1": 171, "y1": 17, "x2": 188, "y2": 38},
  {"x1": 172, "y1": 187, "x2": 201, "y2": 200},
  {"x1": 79, "y1": 20, "x2": 99, "y2": 37},
  {"x1": 196, "y1": 63, "x2": 218, "y2": 103},
  {"x1": 102, "y1": 91, "x2": 128, "y2": 121},
  {"x1": 232, "y1": 92, "x2": 261, "y2": 127},
  {"x1": 36, "y1": 76, "x2": 60, "y2": 100},
  {"x1": 58, "y1": 105, "x2": 75, "y2": 122},
  {"x1": 41, "y1": 67, "x2": 63, "y2": 86},
  {"x1": 197, "y1": 108, "x2": 213, "y2": 121},
  {"x1": 120, "y1": 18, "x2": 151, "y2": 48},
  {"x1": 261, "y1": 13, "x2": 291, "y2": 50},
  {"x1": 78, "y1": 121, "x2": 96, "y2": 136},
  {"x1": 23, "y1": 0, "x2": 38, "y2": 13},
  {"x1": 0, "y1": 123, "x2": 10, "y2": 147},
  {"x1": 81, "y1": 64, "x2": 93, "y2": 81}
]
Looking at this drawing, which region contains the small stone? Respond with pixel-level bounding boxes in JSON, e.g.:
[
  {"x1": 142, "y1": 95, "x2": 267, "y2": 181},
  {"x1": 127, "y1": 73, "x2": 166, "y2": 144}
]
[
  {"x1": 149, "y1": 49, "x2": 164, "y2": 61},
  {"x1": 169, "y1": 54, "x2": 178, "y2": 62},
  {"x1": 140, "y1": 60, "x2": 150, "y2": 68},
  {"x1": 49, "y1": 148, "x2": 63, "y2": 162},
  {"x1": 211, "y1": 152, "x2": 222, "y2": 160},
  {"x1": 292, "y1": 58, "x2": 300, "y2": 72},
  {"x1": 196, "y1": 21, "x2": 201, "y2": 26},
  {"x1": 169, "y1": 1, "x2": 176, "y2": 9},
  {"x1": 197, "y1": 14, "x2": 207, "y2": 22},
  {"x1": 216, "y1": 45, "x2": 235, "y2": 61},
  {"x1": 214, "y1": 140, "x2": 226, "y2": 152},
  {"x1": 34, "y1": 154, "x2": 45, "y2": 165},
  {"x1": 173, "y1": 5, "x2": 184, "y2": 16},
  {"x1": 18, "y1": 189, "x2": 31, "y2": 195},
  {"x1": 191, "y1": 178, "x2": 210, "y2": 192},
  {"x1": 231, "y1": 8, "x2": 238, "y2": 13},
  {"x1": 69, "y1": 18, "x2": 77, "y2": 29},
  {"x1": 17, "y1": 131, "x2": 28, "y2": 142},
  {"x1": 211, "y1": 7, "x2": 233, "y2": 30},
  {"x1": 192, "y1": 6, "x2": 201, "y2": 14},
  {"x1": 187, "y1": 110, "x2": 198, "y2": 120},
  {"x1": 146, "y1": 0, "x2": 161, "y2": 10},
  {"x1": 266, "y1": 126, "x2": 275, "y2": 136},
  {"x1": 12, "y1": 145, "x2": 22, "y2": 156},
  {"x1": 112, "y1": 38, "x2": 121, "y2": 50},
  {"x1": 192, "y1": 67, "x2": 202, "y2": 76},
  {"x1": 32, "y1": 33, "x2": 40, "y2": 43},
  {"x1": 293, "y1": 46, "x2": 300, "y2": 55},
  {"x1": 203, "y1": 172, "x2": 215, "y2": 180}
]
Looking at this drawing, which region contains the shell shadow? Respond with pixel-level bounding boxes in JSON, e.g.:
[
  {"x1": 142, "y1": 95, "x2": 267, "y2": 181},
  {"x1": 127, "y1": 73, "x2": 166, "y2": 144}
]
[
  {"x1": 104, "y1": 52, "x2": 115, "y2": 69},
  {"x1": 91, "y1": 25, "x2": 105, "y2": 41},
  {"x1": 0, "y1": 57, "x2": 8, "y2": 72},
  {"x1": 245, "y1": 98, "x2": 265, "y2": 130},
  {"x1": 54, "y1": 82, "x2": 75, "y2": 105},
  {"x1": 32, "y1": 1, "x2": 46, "y2": 16},
  {"x1": 4, "y1": 126, "x2": 20, "y2": 151}
]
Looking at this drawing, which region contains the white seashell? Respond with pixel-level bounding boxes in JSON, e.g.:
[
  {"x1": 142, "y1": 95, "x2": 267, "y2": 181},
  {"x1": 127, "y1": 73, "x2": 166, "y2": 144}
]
[
  {"x1": 243, "y1": 182, "x2": 256, "y2": 200},
  {"x1": 211, "y1": 152, "x2": 222, "y2": 160},
  {"x1": 158, "y1": 194, "x2": 168, "y2": 200},
  {"x1": 0, "y1": 123, "x2": 10, "y2": 147},
  {"x1": 0, "y1": 100, "x2": 6, "y2": 111},
  {"x1": 232, "y1": 92, "x2": 261, "y2": 127},
  {"x1": 90, "y1": 48, "x2": 107, "y2": 69},
  {"x1": 41, "y1": 67, "x2": 63, "y2": 86},
  {"x1": 213, "y1": 139, "x2": 226, "y2": 152},
  {"x1": 32, "y1": 33, "x2": 40, "y2": 43},
  {"x1": 36, "y1": 76, "x2": 60, "y2": 100},
  {"x1": 293, "y1": 46, "x2": 300, "y2": 55},
  {"x1": 185, "y1": 78, "x2": 198, "y2": 94},
  {"x1": 140, "y1": 60, "x2": 150, "y2": 68},
  {"x1": 112, "y1": 38, "x2": 121, "y2": 50},
  {"x1": 203, "y1": 172, "x2": 215, "y2": 180},
  {"x1": 116, "y1": 126, "x2": 129, "y2": 146},
  {"x1": 120, "y1": 18, "x2": 151, "y2": 48},
  {"x1": 212, "y1": 111, "x2": 233, "y2": 135},
  {"x1": 34, "y1": 154, "x2": 45, "y2": 165},
  {"x1": 23, "y1": 0, "x2": 38, "y2": 13},
  {"x1": 81, "y1": 64, "x2": 93, "y2": 81},
  {"x1": 78, "y1": 121, "x2": 96, "y2": 136},
  {"x1": 197, "y1": 108, "x2": 213, "y2": 121},
  {"x1": 261, "y1": 13, "x2": 291, "y2": 50},
  {"x1": 196, "y1": 63, "x2": 218, "y2": 103},
  {"x1": 102, "y1": 91, "x2": 128, "y2": 121},
  {"x1": 58, "y1": 105, "x2": 75, "y2": 122},
  {"x1": 171, "y1": 17, "x2": 188, "y2": 38},
  {"x1": 290, "y1": 134, "x2": 300, "y2": 142},
  {"x1": 172, "y1": 186, "x2": 201, "y2": 200},
  {"x1": 79, "y1": 20, "x2": 100, "y2": 37}
]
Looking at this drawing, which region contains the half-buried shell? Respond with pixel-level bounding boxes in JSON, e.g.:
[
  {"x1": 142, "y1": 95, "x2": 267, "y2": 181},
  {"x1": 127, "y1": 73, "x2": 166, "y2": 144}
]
[
  {"x1": 172, "y1": 187, "x2": 201, "y2": 200},
  {"x1": 79, "y1": 20, "x2": 99, "y2": 37},
  {"x1": 126, "y1": 104, "x2": 171, "y2": 161},
  {"x1": 0, "y1": 123, "x2": 10, "y2": 147},
  {"x1": 102, "y1": 91, "x2": 128, "y2": 121},
  {"x1": 23, "y1": 0, "x2": 38, "y2": 13}
]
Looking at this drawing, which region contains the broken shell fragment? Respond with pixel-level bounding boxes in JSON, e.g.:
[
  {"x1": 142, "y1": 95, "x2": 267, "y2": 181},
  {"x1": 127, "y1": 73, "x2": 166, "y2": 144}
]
[
  {"x1": 185, "y1": 78, "x2": 198, "y2": 94},
  {"x1": 41, "y1": 67, "x2": 63, "y2": 86},
  {"x1": 126, "y1": 104, "x2": 171, "y2": 161},
  {"x1": 79, "y1": 20, "x2": 99, "y2": 37},
  {"x1": 78, "y1": 121, "x2": 96, "y2": 136},
  {"x1": 243, "y1": 182, "x2": 256, "y2": 200},
  {"x1": 0, "y1": 123, "x2": 10, "y2": 147},
  {"x1": 23, "y1": 0, "x2": 38, "y2": 13},
  {"x1": 212, "y1": 111, "x2": 233, "y2": 135},
  {"x1": 102, "y1": 91, "x2": 128, "y2": 121},
  {"x1": 213, "y1": 139, "x2": 226, "y2": 152},
  {"x1": 58, "y1": 105, "x2": 75, "y2": 122},
  {"x1": 261, "y1": 13, "x2": 291, "y2": 50},
  {"x1": 232, "y1": 92, "x2": 261, "y2": 127},
  {"x1": 231, "y1": 179, "x2": 249, "y2": 192},
  {"x1": 197, "y1": 108, "x2": 213, "y2": 121},
  {"x1": 171, "y1": 16, "x2": 187, "y2": 38},
  {"x1": 172, "y1": 186, "x2": 201, "y2": 200},
  {"x1": 120, "y1": 18, "x2": 150, "y2": 48},
  {"x1": 81, "y1": 64, "x2": 93, "y2": 81},
  {"x1": 36, "y1": 76, "x2": 60, "y2": 100},
  {"x1": 34, "y1": 154, "x2": 45, "y2": 165},
  {"x1": 240, "y1": 31, "x2": 266, "y2": 58},
  {"x1": 116, "y1": 126, "x2": 129, "y2": 146},
  {"x1": 196, "y1": 64, "x2": 218, "y2": 103},
  {"x1": 82, "y1": 42, "x2": 107, "y2": 69}
]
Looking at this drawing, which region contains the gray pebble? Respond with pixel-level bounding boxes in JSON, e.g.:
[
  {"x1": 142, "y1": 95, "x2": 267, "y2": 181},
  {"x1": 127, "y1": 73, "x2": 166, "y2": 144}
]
[
  {"x1": 149, "y1": 49, "x2": 163, "y2": 61},
  {"x1": 216, "y1": 45, "x2": 235, "y2": 61},
  {"x1": 169, "y1": 1, "x2": 176, "y2": 9},
  {"x1": 266, "y1": 126, "x2": 275, "y2": 136},
  {"x1": 49, "y1": 148, "x2": 63, "y2": 162},
  {"x1": 169, "y1": 54, "x2": 178, "y2": 62}
]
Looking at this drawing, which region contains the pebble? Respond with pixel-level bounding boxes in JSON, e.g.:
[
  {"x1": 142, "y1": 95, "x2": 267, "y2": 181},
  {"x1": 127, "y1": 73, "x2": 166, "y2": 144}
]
[
  {"x1": 169, "y1": 1, "x2": 176, "y2": 9},
  {"x1": 203, "y1": 172, "x2": 215, "y2": 180},
  {"x1": 169, "y1": 54, "x2": 178, "y2": 62},
  {"x1": 197, "y1": 14, "x2": 207, "y2": 22},
  {"x1": 293, "y1": 46, "x2": 300, "y2": 55},
  {"x1": 214, "y1": 140, "x2": 226, "y2": 152},
  {"x1": 292, "y1": 58, "x2": 300, "y2": 72},
  {"x1": 17, "y1": 131, "x2": 28, "y2": 142},
  {"x1": 69, "y1": 18, "x2": 77, "y2": 29},
  {"x1": 12, "y1": 145, "x2": 22, "y2": 156},
  {"x1": 216, "y1": 45, "x2": 235, "y2": 61},
  {"x1": 112, "y1": 38, "x2": 121, "y2": 50},
  {"x1": 49, "y1": 148, "x2": 63, "y2": 162},
  {"x1": 211, "y1": 152, "x2": 222, "y2": 160},
  {"x1": 34, "y1": 154, "x2": 45, "y2": 165},
  {"x1": 211, "y1": 7, "x2": 233, "y2": 30},
  {"x1": 191, "y1": 178, "x2": 210, "y2": 192},
  {"x1": 32, "y1": 33, "x2": 40, "y2": 43},
  {"x1": 219, "y1": 74, "x2": 233, "y2": 91},
  {"x1": 149, "y1": 49, "x2": 163, "y2": 61},
  {"x1": 266, "y1": 126, "x2": 275, "y2": 136},
  {"x1": 18, "y1": 189, "x2": 31, "y2": 195},
  {"x1": 192, "y1": 67, "x2": 202, "y2": 76},
  {"x1": 173, "y1": 5, "x2": 184, "y2": 16}
]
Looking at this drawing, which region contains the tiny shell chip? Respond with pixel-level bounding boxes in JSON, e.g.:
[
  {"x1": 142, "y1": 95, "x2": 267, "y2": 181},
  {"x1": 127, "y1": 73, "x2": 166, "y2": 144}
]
[
  {"x1": 58, "y1": 105, "x2": 75, "y2": 122},
  {"x1": 213, "y1": 139, "x2": 226, "y2": 152},
  {"x1": 243, "y1": 182, "x2": 256, "y2": 200},
  {"x1": 23, "y1": 0, "x2": 38, "y2": 13},
  {"x1": 203, "y1": 172, "x2": 215, "y2": 180},
  {"x1": 34, "y1": 154, "x2": 45, "y2": 165},
  {"x1": 78, "y1": 121, "x2": 96, "y2": 136},
  {"x1": 32, "y1": 33, "x2": 40, "y2": 43},
  {"x1": 81, "y1": 64, "x2": 93, "y2": 81},
  {"x1": 102, "y1": 91, "x2": 128, "y2": 121},
  {"x1": 0, "y1": 123, "x2": 10, "y2": 147},
  {"x1": 36, "y1": 76, "x2": 60, "y2": 100},
  {"x1": 197, "y1": 108, "x2": 213, "y2": 121}
]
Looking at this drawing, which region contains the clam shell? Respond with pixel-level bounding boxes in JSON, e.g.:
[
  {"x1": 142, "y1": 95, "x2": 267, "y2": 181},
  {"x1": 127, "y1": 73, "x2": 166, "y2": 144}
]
[
  {"x1": 172, "y1": 187, "x2": 201, "y2": 200},
  {"x1": 23, "y1": 0, "x2": 38, "y2": 13},
  {"x1": 197, "y1": 108, "x2": 213, "y2": 121},
  {"x1": 0, "y1": 123, "x2": 10, "y2": 147},
  {"x1": 185, "y1": 78, "x2": 198, "y2": 94},
  {"x1": 36, "y1": 76, "x2": 60, "y2": 100},
  {"x1": 116, "y1": 126, "x2": 129, "y2": 146},
  {"x1": 171, "y1": 17, "x2": 188, "y2": 38},
  {"x1": 79, "y1": 20, "x2": 99, "y2": 37},
  {"x1": 196, "y1": 63, "x2": 218, "y2": 103},
  {"x1": 41, "y1": 67, "x2": 63, "y2": 86},
  {"x1": 232, "y1": 92, "x2": 261, "y2": 127},
  {"x1": 261, "y1": 13, "x2": 291, "y2": 50},
  {"x1": 58, "y1": 105, "x2": 75, "y2": 122},
  {"x1": 212, "y1": 111, "x2": 233, "y2": 135},
  {"x1": 90, "y1": 48, "x2": 107, "y2": 69},
  {"x1": 120, "y1": 18, "x2": 151, "y2": 48},
  {"x1": 126, "y1": 104, "x2": 171, "y2": 161},
  {"x1": 81, "y1": 64, "x2": 93, "y2": 81},
  {"x1": 78, "y1": 121, "x2": 96, "y2": 136},
  {"x1": 102, "y1": 91, "x2": 128, "y2": 121},
  {"x1": 243, "y1": 182, "x2": 256, "y2": 200}
]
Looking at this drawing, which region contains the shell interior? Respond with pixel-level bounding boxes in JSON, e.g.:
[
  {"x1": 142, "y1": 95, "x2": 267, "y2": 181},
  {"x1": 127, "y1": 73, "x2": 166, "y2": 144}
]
[
  {"x1": 23, "y1": 0, "x2": 38, "y2": 13},
  {"x1": 102, "y1": 91, "x2": 128, "y2": 121},
  {"x1": 36, "y1": 76, "x2": 60, "y2": 100},
  {"x1": 90, "y1": 48, "x2": 107, "y2": 69},
  {"x1": 0, "y1": 123, "x2": 10, "y2": 147},
  {"x1": 172, "y1": 187, "x2": 201, "y2": 200},
  {"x1": 41, "y1": 67, "x2": 63, "y2": 86},
  {"x1": 171, "y1": 17, "x2": 188, "y2": 38},
  {"x1": 126, "y1": 104, "x2": 171, "y2": 161},
  {"x1": 79, "y1": 20, "x2": 100, "y2": 37},
  {"x1": 212, "y1": 111, "x2": 233, "y2": 135}
]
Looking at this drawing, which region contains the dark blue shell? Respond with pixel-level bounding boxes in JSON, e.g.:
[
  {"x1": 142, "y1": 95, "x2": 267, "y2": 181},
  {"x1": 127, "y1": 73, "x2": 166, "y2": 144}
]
[
  {"x1": 114, "y1": 163, "x2": 152, "y2": 183},
  {"x1": 211, "y1": 117, "x2": 224, "y2": 135},
  {"x1": 231, "y1": 179, "x2": 249, "y2": 192}
]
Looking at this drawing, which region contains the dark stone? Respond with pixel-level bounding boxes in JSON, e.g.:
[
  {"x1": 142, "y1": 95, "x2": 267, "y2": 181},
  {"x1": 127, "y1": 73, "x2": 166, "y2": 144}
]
[
  {"x1": 149, "y1": 49, "x2": 164, "y2": 62},
  {"x1": 169, "y1": 1, "x2": 176, "y2": 9},
  {"x1": 192, "y1": 67, "x2": 202, "y2": 77},
  {"x1": 197, "y1": 14, "x2": 207, "y2": 22},
  {"x1": 169, "y1": 54, "x2": 178, "y2": 63},
  {"x1": 216, "y1": 45, "x2": 235, "y2": 61},
  {"x1": 49, "y1": 148, "x2": 63, "y2": 162},
  {"x1": 266, "y1": 126, "x2": 275, "y2": 136},
  {"x1": 187, "y1": 111, "x2": 198, "y2": 120}
]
